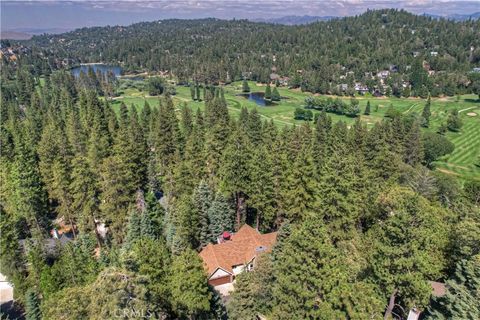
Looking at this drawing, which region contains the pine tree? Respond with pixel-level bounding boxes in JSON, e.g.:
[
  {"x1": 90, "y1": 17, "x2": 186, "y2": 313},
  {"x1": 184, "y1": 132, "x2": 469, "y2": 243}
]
[
  {"x1": 190, "y1": 84, "x2": 196, "y2": 100},
  {"x1": 247, "y1": 108, "x2": 263, "y2": 145},
  {"x1": 169, "y1": 249, "x2": 211, "y2": 318},
  {"x1": 128, "y1": 105, "x2": 148, "y2": 189},
  {"x1": 239, "y1": 106, "x2": 249, "y2": 128},
  {"x1": 37, "y1": 115, "x2": 70, "y2": 197},
  {"x1": 364, "y1": 100, "x2": 371, "y2": 115},
  {"x1": 204, "y1": 118, "x2": 230, "y2": 184},
  {"x1": 51, "y1": 159, "x2": 76, "y2": 237},
  {"x1": 125, "y1": 209, "x2": 141, "y2": 248},
  {"x1": 145, "y1": 191, "x2": 164, "y2": 237},
  {"x1": 152, "y1": 95, "x2": 181, "y2": 175},
  {"x1": 180, "y1": 105, "x2": 193, "y2": 138},
  {"x1": 411, "y1": 58, "x2": 428, "y2": 92},
  {"x1": 65, "y1": 107, "x2": 87, "y2": 156},
  {"x1": 140, "y1": 209, "x2": 155, "y2": 240},
  {"x1": 242, "y1": 80, "x2": 250, "y2": 93},
  {"x1": 128, "y1": 238, "x2": 171, "y2": 313},
  {"x1": 70, "y1": 156, "x2": 101, "y2": 240},
  {"x1": 25, "y1": 289, "x2": 41, "y2": 320},
  {"x1": 248, "y1": 145, "x2": 276, "y2": 230},
  {"x1": 184, "y1": 114, "x2": 207, "y2": 184},
  {"x1": 9, "y1": 133, "x2": 47, "y2": 237},
  {"x1": 219, "y1": 125, "x2": 251, "y2": 229},
  {"x1": 281, "y1": 144, "x2": 318, "y2": 222},
  {"x1": 318, "y1": 145, "x2": 361, "y2": 242},
  {"x1": 421, "y1": 95, "x2": 431, "y2": 127},
  {"x1": 87, "y1": 268, "x2": 151, "y2": 319},
  {"x1": 404, "y1": 118, "x2": 424, "y2": 166},
  {"x1": 427, "y1": 255, "x2": 480, "y2": 319},
  {"x1": 140, "y1": 100, "x2": 152, "y2": 133},
  {"x1": 312, "y1": 111, "x2": 331, "y2": 170},
  {"x1": 271, "y1": 217, "x2": 383, "y2": 319},
  {"x1": 368, "y1": 187, "x2": 449, "y2": 310},
  {"x1": 208, "y1": 192, "x2": 234, "y2": 239},
  {"x1": 192, "y1": 181, "x2": 214, "y2": 247},
  {"x1": 196, "y1": 84, "x2": 201, "y2": 101},
  {"x1": 227, "y1": 254, "x2": 274, "y2": 320},
  {"x1": 86, "y1": 101, "x2": 111, "y2": 176},
  {"x1": 98, "y1": 155, "x2": 136, "y2": 244},
  {"x1": 271, "y1": 87, "x2": 281, "y2": 101},
  {"x1": 265, "y1": 84, "x2": 272, "y2": 100}
]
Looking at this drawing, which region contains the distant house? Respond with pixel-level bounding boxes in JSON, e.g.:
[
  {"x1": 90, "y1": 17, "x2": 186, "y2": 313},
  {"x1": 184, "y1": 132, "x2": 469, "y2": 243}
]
[
  {"x1": 340, "y1": 83, "x2": 348, "y2": 91},
  {"x1": 430, "y1": 51, "x2": 439, "y2": 57},
  {"x1": 472, "y1": 67, "x2": 480, "y2": 73},
  {"x1": 389, "y1": 64, "x2": 399, "y2": 72},
  {"x1": 241, "y1": 71, "x2": 252, "y2": 79},
  {"x1": 269, "y1": 73, "x2": 280, "y2": 81},
  {"x1": 377, "y1": 70, "x2": 390, "y2": 79},
  {"x1": 0, "y1": 273, "x2": 13, "y2": 304},
  {"x1": 278, "y1": 76, "x2": 290, "y2": 86},
  {"x1": 413, "y1": 51, "x2": 420, "y2": 58},
  {"x1": 199, "y1": 224, "x2": 277, "y2": 295},
  {"x1": 354, "y1": 83, "x2": 369, "y2": 94}
]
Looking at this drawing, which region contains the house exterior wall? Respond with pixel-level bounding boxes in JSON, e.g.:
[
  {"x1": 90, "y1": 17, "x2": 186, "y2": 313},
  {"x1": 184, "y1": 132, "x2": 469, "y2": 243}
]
[
  {"x1": 232, "y1": 265, "x2": 245, "y2": 275},
  {"x1": 209, "y1": 276, "x2": 232, "y2": 286}
]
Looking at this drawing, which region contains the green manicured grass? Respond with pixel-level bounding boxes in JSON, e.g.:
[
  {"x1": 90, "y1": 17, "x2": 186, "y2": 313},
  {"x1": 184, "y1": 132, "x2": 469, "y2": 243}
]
[{"x1": 112, "y1": 81, "x2": 480, "y2": 181}]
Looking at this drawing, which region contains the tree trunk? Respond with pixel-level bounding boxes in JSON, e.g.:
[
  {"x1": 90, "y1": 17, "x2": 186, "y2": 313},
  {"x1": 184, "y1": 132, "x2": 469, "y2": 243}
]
[
  {"x1": 68, "y1": 216, "x2": 77, "y2": 238},
  {"x1": 92, "y1": 215, "x2": 102, "y2": 248},
  {"x1": 384, "y1": 288, "x2": 398, "y2": 320},
  {"x1": 235, "y1": 192, "x2": 241, "y2": 231}
]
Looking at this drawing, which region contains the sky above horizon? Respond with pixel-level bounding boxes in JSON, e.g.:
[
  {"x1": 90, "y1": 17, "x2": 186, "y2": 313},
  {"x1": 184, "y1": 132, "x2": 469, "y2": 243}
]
[{"x1": 2, "y1": 0, "x2": 480, "y2": 32}]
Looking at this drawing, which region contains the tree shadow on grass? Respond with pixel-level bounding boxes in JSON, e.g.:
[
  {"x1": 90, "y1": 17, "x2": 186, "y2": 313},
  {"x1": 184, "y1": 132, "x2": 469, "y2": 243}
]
[{"x1": 464, "y1": 98, "x2": 480, "y2": 103}]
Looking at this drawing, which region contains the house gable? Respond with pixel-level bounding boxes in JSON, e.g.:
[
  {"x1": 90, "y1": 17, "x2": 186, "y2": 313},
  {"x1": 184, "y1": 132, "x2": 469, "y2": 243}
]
[{"x1": 209, "y1": 267, "x2": 232, "y2": 280}]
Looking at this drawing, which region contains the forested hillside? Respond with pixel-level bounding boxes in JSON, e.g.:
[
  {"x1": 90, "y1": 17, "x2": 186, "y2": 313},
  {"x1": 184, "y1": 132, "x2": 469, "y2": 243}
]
[
  {"x1": 5, "y1": 9, "x2": 480, "y2": 97},
  {"x1": 1, "y1": 8, "x2": 480, "y2": 320},
  {"x1": 1, "y1": 64, "x2": 479, "y2": 319}
]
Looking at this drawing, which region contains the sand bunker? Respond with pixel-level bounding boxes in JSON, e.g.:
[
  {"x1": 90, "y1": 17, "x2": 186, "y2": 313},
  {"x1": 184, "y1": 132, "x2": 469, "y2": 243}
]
[{"x1": 466, "y1": 112, "x2": 477, "y2": 117}]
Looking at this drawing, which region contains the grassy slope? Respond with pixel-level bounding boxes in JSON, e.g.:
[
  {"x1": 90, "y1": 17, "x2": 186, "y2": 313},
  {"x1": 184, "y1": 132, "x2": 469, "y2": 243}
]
[{"x1": 111, "y1": 81, "x2": 480, "y2": 181}]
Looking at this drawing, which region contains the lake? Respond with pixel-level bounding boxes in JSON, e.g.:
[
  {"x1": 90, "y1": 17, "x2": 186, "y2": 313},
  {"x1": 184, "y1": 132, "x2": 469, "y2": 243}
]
[
  {"x1": 238, "y1": 92, "x2": 275, "y2": 106},
  {"x1": 71, "y1": 64, "x2": 122, "y2": 78}
]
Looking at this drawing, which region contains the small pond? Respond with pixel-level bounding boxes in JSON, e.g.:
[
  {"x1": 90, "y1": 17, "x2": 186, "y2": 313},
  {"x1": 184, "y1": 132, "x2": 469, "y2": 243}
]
[
  {"x1": 238, "y1": 92, "x2": 276, "y2": 107},
  {"x1": 71, "y1": 64, "x2": 122, "y2": 78}
]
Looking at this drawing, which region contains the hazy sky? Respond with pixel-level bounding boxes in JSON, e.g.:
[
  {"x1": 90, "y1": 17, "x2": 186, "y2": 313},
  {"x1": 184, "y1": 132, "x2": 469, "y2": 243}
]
[{"x1": 2, "y1": 0, "x2": 480, "y2": 31}]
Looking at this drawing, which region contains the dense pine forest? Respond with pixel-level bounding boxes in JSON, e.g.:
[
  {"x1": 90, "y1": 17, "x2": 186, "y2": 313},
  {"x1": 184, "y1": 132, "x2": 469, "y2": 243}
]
[
  {"x1": 1, "y1": 8, "x2": 480, "y2": 320},
  {"x1": 3, "y1": 9, "x2": 480, "y2": 97}
]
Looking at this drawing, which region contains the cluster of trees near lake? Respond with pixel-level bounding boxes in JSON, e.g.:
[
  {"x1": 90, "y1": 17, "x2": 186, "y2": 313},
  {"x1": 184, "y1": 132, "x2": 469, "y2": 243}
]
[
  {"x1": 4, "y1": 9, "x2": 480, "y2": 98},
  {"x1": 1, "y1": 56, "x2": 480, "y2": 319}
]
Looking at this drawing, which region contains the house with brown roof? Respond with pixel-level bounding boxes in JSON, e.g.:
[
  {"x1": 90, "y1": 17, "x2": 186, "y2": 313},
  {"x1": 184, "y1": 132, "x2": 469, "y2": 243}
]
[{"x1": 199, "y1": 224, "x2": 277, "y2": 294}]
